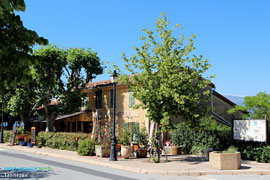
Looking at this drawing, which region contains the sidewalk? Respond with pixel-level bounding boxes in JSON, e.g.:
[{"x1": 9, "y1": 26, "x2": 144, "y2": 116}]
[{"x1": 1, "y1": 143, "x2": 270, "y2": 176}]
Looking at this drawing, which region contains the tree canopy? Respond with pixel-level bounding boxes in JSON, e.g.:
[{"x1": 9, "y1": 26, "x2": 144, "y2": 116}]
[
  {"x1": 228, "y1": 92, "x2": 270, "y2": 119},
  {"x1": 33, "y1": 45, "x2": 103, "y2": 132},
  {"x1": 0, "y1": 0, "x2": 48, "y2": 91},
  {"x1": 119, "y1": 13, "x2": 213, "y2": 131}
]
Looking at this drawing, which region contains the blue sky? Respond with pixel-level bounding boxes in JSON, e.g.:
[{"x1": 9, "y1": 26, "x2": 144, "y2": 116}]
[{"x1": 19, "y1": 0, "x2": 270, "y2": 97}]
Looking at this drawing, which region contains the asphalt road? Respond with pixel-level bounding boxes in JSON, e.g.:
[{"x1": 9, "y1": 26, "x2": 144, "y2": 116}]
[{"x1": 0, "y1": 148, "x2": 270, "y2": 180}]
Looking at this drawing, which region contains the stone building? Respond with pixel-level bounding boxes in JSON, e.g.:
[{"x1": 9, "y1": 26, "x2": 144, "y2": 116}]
[{"x1": 32, "y1": 79, "x2": 243, "y2": 134}]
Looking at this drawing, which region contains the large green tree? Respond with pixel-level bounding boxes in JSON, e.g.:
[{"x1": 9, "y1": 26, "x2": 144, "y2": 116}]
[
  {"x1": 33, "y1": 45, "x2": 103, "y2": 132},
  {"x1": 6, "y1": 82, "x2": 38, "y2": 131},
  {"x1": 119, "y1": 13, "x2": 213, "y2": 162},
  {"x1": 0, "y1": 0, "x2": 48, "y2": 91},
  {"x1": 228, "y1": 92, "x2": 270, "y2": 119}
]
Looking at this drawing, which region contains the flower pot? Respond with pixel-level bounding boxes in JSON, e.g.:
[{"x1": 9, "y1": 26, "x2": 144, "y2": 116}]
[
  {"x1": 164, "y1": 146, "x2": 180, "y2": 155},
  {"x1": 27, "y1": 142, "x2": 33, "y2": 148},
  {"x1": 19, "y1": 141, "x2": 26, "y2": 146},
  {"x1": 136, "y1": 149, "x2": 147, "y2": 158},
  {"x1": 95, "y1": 145, "x2": 110, "y2": 157},
  {"x1": 121, "y1": 145, "x2": 132, "y2": 159},
  {"x1": 209, "y1": 151, "x2": 241, "y2": 170}
]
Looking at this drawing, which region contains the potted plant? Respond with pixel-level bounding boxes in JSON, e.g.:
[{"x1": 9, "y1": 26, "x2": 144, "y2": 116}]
[
  {"x1": 25, "y1": 135, "x2": 34, "y2": 148},
  {"x1": 134, "y1": 127, "x2": 148, "y2": 158},
  {"x1": 209, "y1": 146, "x2": 241, "y2": 170},
  {"x1": 16, "y1": 134, "x2": 26, "y2": 146},
  {"x1": 118, "y1": 129, "x2": 132, "y2": 159},
  {"x1": 95, "y1": 143, "x2": 110, "y2": 157}
]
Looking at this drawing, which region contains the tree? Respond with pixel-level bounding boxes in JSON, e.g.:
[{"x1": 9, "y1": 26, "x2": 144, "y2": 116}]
[
  {"x1": 0, "y1": 0, "x2": 48, "y2": 91},
  {"x1": 118, "y1": 13, "x2": 213, "y2": 162},
  {"x1": 33, "y1": 45, "x2": 103, "y2": 132},
  {"x1": 228, "y1": 92, "x2": 270, "y2": 119},
  {"x1": 6, "y1": 82, "x2": 38, "y2": 131}
]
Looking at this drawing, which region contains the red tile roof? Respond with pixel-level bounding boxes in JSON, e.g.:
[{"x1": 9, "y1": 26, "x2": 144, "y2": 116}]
[{"x1": 85, "y1": 79, "x2": 113, "y2": 89}]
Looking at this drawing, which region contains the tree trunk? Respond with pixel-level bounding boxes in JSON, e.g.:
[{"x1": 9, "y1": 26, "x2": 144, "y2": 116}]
[
  {"x1": 156, "y1": 124, "x2": 161, "y2": 163},
  {"x1": 20, "y1": 107, "x2": 31, "y2": 132},
  {"x1": 23, "y1": 118, "x2": 31, "y2": 132},
  {"x1": 46, "y1": 112, "x2": 58, "y2": 132}
]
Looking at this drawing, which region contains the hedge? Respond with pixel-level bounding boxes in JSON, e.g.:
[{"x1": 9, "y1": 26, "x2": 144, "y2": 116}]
[
  {"x1": 169, "y1": 122, "x2": 231, "y2": 153},
  {"x1": 234, "y1": 141, "x2": 270, "y2": 163},
  {"x1": 77, "y1": 138, "x2": 95, "y2": 156},
  {"x1": 3, "y1": 130, "x2": 13, "y2": 143},
  {"x1": 37, "y1": 132, "x2": 91, "y2": 151}
]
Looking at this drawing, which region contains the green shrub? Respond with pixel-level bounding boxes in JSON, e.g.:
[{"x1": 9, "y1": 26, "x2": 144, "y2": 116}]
[
  {"x1": 118, "y1": 129, "x2": 131, "y2": 146},
  {"x1": 36, "y1": 132, "x2": 90, "y2": 151},
  {"x1": 133, "y1": 127, "x2": 148, "y2": 147},
  {"x1": 77, "y1": 138, "x2": 95, "y2": 156},
  {"x1": 234, "y1": 141, "x2": 270, "y2": 163},
  {"x1": 223, "y1": 146, "x2": 238, "y2": 153},
  {"x1": 169, "y1": 121, "x2": 231, "y2": 153},
  {"x1": 3, "y1": 130, "x2": 13, "y2": 143}
]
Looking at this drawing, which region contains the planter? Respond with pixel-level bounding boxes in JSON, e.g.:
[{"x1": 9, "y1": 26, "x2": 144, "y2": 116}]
[
  {"x1": 209, "y1": 151, "x2": 241, "y2": 170},
  {"x1": 136, "y1": 149, "x2": 147, "y2": 158},
  {"x1": 19, "y1": 141, "x2": 26, "y2": 146},
  {"x1": 27, "y1": 142, "x2": 33, "y2": 148},
  {"x1": 95, "y1": 145, "x2": 110, "y2": 157},
  {"x1": 164, "y1": 146, "x2": 180, "y2": 155},
  {"x1": 121, "y1": 145, "x2": 132, "y2": 159}
]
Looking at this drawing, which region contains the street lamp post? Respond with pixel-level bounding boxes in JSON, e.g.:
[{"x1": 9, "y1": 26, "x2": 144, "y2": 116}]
[
  {"x1": 109, "y1": 70, "x2": 117, "y2": 161},
  {"x1": 0, "y1": 96, "x2": 4, "y2": 143}
]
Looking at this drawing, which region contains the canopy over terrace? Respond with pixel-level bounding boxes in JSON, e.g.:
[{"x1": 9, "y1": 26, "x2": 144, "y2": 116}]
[{"x1": 30, "y1": 110, "x2": 93, "y2": 133}]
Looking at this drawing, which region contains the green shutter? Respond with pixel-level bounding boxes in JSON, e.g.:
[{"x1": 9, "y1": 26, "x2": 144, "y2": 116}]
[
  {"x1": 96, "y1": 91, "x2": 102, "y2": 109},
  {"x1": 128, "y1": 90, "x2": 135, "y2": 108},
  {"x1": 124, "y1": 122, "x2": 129, "y2": 131},
  {"x1": 110, "y1": 89, "x2": 113, "y2": 108}
]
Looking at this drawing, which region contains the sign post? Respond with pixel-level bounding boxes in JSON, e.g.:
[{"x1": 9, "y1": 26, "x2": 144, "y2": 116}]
[{"x1": 31, "y1": 127, "x2": 36, "y2": 145}]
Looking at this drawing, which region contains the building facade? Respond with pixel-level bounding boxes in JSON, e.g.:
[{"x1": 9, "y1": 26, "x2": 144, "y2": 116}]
[{"x1": 32, "y1": 79, "x2": 243, "y2": 134}]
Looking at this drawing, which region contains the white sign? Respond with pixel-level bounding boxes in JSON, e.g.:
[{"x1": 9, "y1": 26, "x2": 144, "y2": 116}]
[{"x1": 233, "y1": 120, "x2": 266, "y2": 142}]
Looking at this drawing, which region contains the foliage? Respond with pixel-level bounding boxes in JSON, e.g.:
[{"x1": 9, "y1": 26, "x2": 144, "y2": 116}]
[
  {"x1": 118, "y1": 12, "x2": 213, "y2": 131},
  {"x1": 0, "y1": 0, "x2": 48, "y2": 91},
  {"x1": 94, "y1": 117, "x2": 112, "y2": 145},
  {"x1": 190, "y1": 145, "x2": 209, "y2": 155},
  {"x1": 36, "y1": 132, "x2": 90, "y2": 151},
  {"x1": 133, "y1": 127, "x2": 149, "y2": 147},
  {"x1": 16, "y1": 127, "x2": 25, "y2": 135},
  {"x1": 169, "y1": 121, "x2": 231, "y2": 153},
  {"x1": 235, "y1": 142, "x2": 270, "y2": 163},
  {"x1": 31, "y1": 45, "x2": 103, "y2": 131},
  {"x1": 118, "y1": 129, "x2": 131, "y2": 146},
  {"x1": 198, "y1": 116, "x2": 230, "y2": 132},
  {"x1": 3, "y1": 130, "x2": 13, "y2": 143},
  {"x1": 77, "y1": 138, "x2": 96, "y2": 156},
  {"x1": 223, "y1": 146, "x2": 238, "y2": 153},
  {"x1": 228, "y1": 92, "x2": 270, "y2": 119},
  {"x1": 6, "y1": 83, "x2": 38, "y2": 131}
]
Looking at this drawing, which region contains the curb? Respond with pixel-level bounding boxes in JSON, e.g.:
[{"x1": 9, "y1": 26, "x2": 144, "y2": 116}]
[{"x1": 1, "y1": 144, "x2": 270, "y2": 176}]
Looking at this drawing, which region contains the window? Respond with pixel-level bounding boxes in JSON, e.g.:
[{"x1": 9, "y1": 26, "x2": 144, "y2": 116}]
[
  {"x1": 110, "y1": 89, "x2": 116, "y2": 108},
  {"x1": 128, "y1": 89, "x2": 135, "y2": 108},
  {"x1": 95, "y1": 91, "x2": 102, "y2": 109}
]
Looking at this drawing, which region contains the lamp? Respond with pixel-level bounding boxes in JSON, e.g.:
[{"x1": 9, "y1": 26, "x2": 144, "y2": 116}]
[{"x1": 109, "y1": 70, "x2": 117, "y2": 161}]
